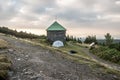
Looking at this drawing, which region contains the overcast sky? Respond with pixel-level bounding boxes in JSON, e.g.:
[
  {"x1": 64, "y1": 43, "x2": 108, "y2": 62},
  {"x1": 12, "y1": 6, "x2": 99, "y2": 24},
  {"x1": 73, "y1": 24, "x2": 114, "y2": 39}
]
[{"x1": 0, "y1": 0, "x2": 120, "y2": 39}]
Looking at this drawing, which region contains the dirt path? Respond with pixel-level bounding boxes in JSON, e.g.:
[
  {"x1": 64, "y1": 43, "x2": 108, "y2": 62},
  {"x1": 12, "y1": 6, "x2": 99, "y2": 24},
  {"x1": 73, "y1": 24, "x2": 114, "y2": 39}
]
[
  {"x1": 81, "y1": 47, "x2": 120, "y2": 72},
  {"x1": 0, "y1": 34, "x2": 120, "y2": 80}
]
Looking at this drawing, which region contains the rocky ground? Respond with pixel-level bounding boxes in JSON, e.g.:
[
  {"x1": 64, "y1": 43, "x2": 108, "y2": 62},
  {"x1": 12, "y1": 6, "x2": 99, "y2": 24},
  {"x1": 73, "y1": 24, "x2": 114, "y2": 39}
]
[{"x1": 0, "y1": 34, "x2": 120, "y2": 80}]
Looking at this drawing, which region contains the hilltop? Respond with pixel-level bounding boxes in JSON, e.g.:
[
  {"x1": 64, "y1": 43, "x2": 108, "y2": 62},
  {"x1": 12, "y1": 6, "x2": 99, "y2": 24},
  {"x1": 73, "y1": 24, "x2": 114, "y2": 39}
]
[{"x1": 0, "y1": 33, "x2": 120, "y2": 80}]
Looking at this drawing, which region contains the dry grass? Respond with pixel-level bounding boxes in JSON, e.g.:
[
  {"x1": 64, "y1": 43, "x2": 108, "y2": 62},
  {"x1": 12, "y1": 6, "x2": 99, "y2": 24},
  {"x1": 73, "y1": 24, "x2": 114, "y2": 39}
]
[
  {"x1": 0, "y1": 55, "x2": 11, "y2": 63},
  {"x1": 0, "y1": 70, "x2": 8, "y2": 79},
  {"x1": 0, "y1": 54, "x2": 11, "y2": 79},
  {"x1": 0, "y1": 39, "x2": 9, "y2": 49},
  {"x1": 0, "y1": 62, "x2": 11, "y2": 70}
]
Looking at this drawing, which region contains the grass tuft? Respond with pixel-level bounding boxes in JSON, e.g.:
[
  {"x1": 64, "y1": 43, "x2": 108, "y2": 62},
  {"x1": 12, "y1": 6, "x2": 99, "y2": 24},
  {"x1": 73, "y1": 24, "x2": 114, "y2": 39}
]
[
  {"x1": 0, "y1": 54, "x2": 11, "y2": 80},
  {"x1": 0, "y1": 39, "x2": 9, "y2": 49},
  {"x1": 0, "y1": 70, "x2": 8, "y2": 80}
]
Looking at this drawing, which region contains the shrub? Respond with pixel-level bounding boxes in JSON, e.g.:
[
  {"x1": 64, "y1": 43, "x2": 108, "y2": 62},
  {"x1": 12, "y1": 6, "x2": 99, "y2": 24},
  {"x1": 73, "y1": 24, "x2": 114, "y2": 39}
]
[
  {"x1": 109, "y1": 43, "x2": 120, "y2": 51},
  {"x1": 91, "y1": 46, "x2": 120, "y2": 64}
]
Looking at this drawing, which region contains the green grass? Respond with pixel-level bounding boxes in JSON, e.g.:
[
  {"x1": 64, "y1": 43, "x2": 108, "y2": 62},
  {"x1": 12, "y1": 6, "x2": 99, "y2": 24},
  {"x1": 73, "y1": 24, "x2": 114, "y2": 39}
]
[
  {"x1": 90, "y1": 62, "x2": 120, "y2": 77},
  {"x1": 27, "y1": 39, "x2": 103, "y2": 67},
  {"x1": 59, "y1": 41, "x2": 90, "y2": 59},
  {"x1": 24, "y1": 39, "x2": 92, "y2": 61},
  {"x1": 35, "y1": 40, "x2": 91, "y2": 59}
]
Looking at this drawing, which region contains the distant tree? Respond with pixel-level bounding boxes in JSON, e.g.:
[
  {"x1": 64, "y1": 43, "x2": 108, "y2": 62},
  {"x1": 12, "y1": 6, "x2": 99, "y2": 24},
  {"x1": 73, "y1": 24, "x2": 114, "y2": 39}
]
[
  {"x1": 77, "y1": 38, "x2": 82, "y2": 43},
  {"x1": 70, "y1": 36, "x2": 74, "y2": 41},
  {"x1": 66, "y1": 35, "x2": 82, "y2": 43},
  {"x1": 66, "y1": 35, "x2": 70, "y2": 41},
  {"x1": 73, "y1": 37, "x2": 77, "y2": 42},
  {"x1": 105, "y1": 33, "x2": 113, "y2": 46},
  {"x1": 84, "y1": 35, "x2": 97, "y2": 44},
  {"x1": 0, "y1": 26, "x2": 43, "y2": 39}
]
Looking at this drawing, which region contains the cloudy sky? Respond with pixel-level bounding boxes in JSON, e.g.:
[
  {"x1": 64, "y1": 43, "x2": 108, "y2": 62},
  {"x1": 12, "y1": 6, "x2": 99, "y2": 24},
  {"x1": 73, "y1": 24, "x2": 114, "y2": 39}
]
[{"x1": 0, "y1": 0, "x2": 120, "y2": 39}]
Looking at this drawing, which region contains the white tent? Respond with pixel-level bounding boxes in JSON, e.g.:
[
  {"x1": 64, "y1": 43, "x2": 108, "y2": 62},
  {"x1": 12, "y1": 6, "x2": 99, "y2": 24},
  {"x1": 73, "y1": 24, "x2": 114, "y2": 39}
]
[{"x1": 52, "y1": 40, "x2": 64, "y2": 47}]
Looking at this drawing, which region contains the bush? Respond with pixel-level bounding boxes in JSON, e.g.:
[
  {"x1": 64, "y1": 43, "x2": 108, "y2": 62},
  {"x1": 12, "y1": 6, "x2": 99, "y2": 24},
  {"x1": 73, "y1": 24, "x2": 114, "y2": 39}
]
[
  {"x1": 91, "y1": 46, "x2": 120, "y2": 64},
  {"x1": 109, "y1": 43, "x2": 120, "y2": 51}
]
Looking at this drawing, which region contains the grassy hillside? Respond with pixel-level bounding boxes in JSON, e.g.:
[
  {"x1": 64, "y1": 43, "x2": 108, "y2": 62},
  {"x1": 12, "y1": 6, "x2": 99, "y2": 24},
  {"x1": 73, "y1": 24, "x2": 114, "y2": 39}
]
[
  {"x1": 1, "y1": 30, "x2": 120, "y2": 79},
  {"x1": 25, "y1": 39, "x2": 120, "y2": 76}
]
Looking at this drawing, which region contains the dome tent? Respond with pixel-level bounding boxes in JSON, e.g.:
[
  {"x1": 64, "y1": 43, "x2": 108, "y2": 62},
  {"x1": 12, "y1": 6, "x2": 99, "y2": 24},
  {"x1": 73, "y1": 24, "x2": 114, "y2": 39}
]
[{"x1": 52, "y1": 40, "x2": 64, "y2": 47}]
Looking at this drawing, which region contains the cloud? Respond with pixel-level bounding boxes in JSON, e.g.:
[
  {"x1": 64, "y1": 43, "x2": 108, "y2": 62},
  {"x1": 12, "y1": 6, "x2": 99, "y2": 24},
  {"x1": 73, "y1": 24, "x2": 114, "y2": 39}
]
[
  {"x1": 115, "y1": 0, "x2": 120, "y2": 5},
  {"x1": 0, "y1": 0, "x2": 120, "y2": 38}
]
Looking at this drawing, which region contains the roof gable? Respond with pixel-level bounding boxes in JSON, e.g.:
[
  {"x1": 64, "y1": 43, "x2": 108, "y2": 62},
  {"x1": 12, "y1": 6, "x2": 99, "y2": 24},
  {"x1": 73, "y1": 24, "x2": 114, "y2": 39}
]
[{"x1": 47, "y1": 21, "x2": 66, "y2": 31}]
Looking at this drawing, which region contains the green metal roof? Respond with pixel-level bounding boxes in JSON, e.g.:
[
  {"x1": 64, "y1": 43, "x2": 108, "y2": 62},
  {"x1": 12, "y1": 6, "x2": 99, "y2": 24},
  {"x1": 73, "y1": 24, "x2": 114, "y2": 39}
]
[{"x1": 47, "y1": 21, "x2": 66, "y2": 31}]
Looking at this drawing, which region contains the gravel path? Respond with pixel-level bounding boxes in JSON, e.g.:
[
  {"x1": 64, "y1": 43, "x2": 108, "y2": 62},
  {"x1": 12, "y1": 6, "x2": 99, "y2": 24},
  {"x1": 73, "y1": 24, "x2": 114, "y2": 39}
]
[{"x1": 0, "y1": 34, "x2": 120, "y2": 80}]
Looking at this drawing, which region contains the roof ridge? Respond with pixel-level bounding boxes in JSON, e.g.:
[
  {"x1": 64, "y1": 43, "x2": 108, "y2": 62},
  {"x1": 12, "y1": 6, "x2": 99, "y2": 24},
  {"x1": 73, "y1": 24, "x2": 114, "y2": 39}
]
[{"x1": 47, "y1": 21, "x2": 66, "y2": 31}]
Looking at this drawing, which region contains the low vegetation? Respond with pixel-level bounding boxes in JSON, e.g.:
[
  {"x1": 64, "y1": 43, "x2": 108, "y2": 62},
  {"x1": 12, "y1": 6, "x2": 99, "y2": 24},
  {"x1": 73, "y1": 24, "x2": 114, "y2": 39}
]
[
  {"x1": 84, "y1": 33, "x2": 120, "y2": 64},
  {"x1": 66, "y1": 35, "x2": 82, "y2": 43},
  {"x1": 0, "y1": 54, "x2": 11, "y2": 80},
  {"x1": 0, "y1": 39, "x2": 11, "y2": 80},
  {"x1": 0, "y1": 27, "x2": 46, "y2": 39},
  {"x1": 109, "y1": 43, "x2": 120, "y2": 51},
  {"x1": 90, "y1": 46, "x2": 120, "y2": 64},
  {"x1": 84, "y1": 35, "x2": 97, "y2": 44},
  {"x1": 0, "y1": 39, "x2": 9, "y2": 49},
  {"x1": 59, "y1": 41, "x2": 90, "y2": 58}
]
